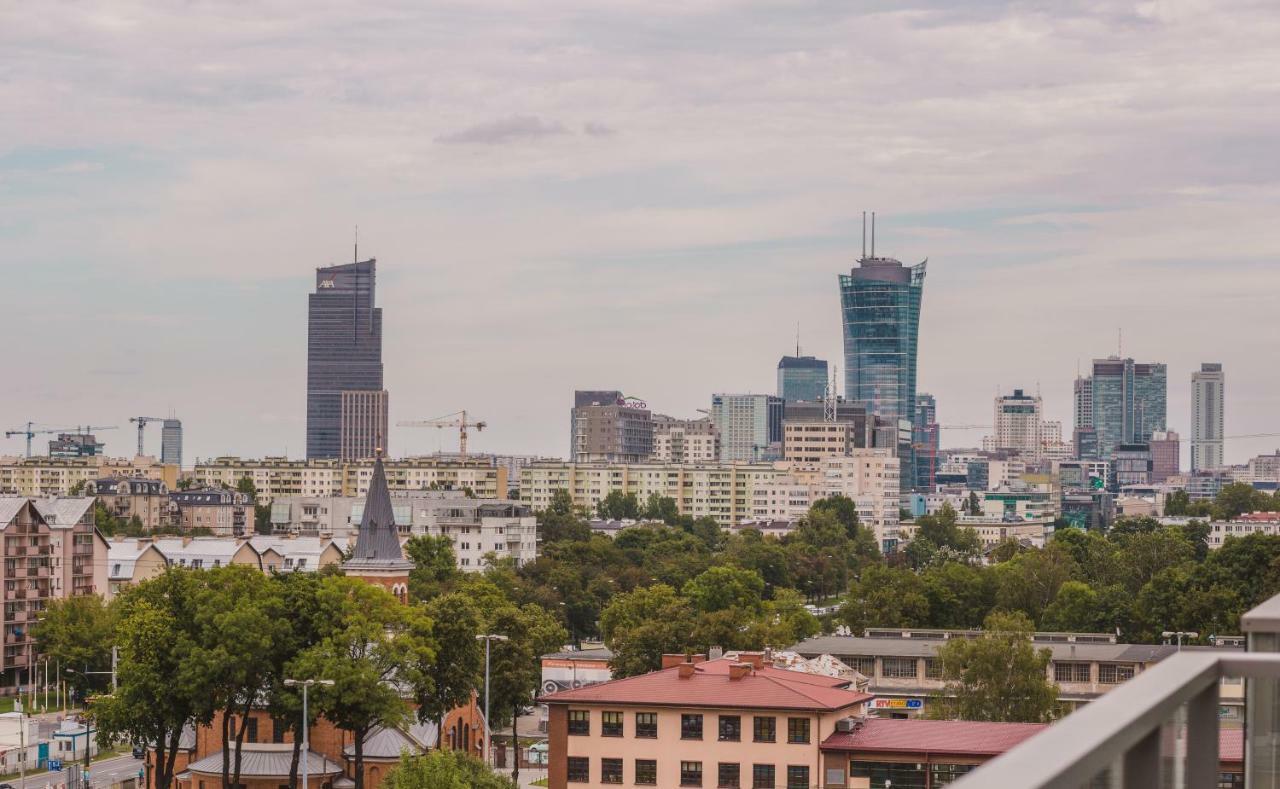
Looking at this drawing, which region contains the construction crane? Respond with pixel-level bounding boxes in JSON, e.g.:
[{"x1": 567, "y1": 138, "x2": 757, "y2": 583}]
[
  {"x1": 5, "y1": 423, "x2": 117, "y2": 458},
  {"x1": 397, "y1": 410, "x2": 487, "y2": 458},
  {"x1": 129, "y1": 416, "x2": 167, "y2": 457}
]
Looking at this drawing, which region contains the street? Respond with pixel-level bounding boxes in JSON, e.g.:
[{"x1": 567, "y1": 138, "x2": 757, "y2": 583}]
[{"x1": 9, "y1": 754, "x2": 144, "y2": 789}]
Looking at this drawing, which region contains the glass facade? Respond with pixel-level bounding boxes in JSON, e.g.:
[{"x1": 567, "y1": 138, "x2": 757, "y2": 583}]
[
  {"x1": 307, "y1": 260, "x2": 384, "y2": 460},
  {"x1": 840, "y1": 256, "x2": 925, "y2": 489},
  {"x1": 776, "y1": 355, "x2": 828, "y2": 401},
  {"x1": 1089, "y1": 358, "x2": 1166, "y2": 460},
  {"x1": 711, "y1": 394, "x2": 783, "y2": 463}
]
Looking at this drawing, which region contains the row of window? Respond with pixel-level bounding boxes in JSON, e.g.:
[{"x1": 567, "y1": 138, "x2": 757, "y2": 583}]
[
  {"x1": 1054, "y1": 662, "x2": 1135, "y2": 684},
  {"x1": 841, "y1": 656, "x2": 1136, "y2": 685},
  {"x1": 566, "y1": 757, "x2": 810, "y2": 787},
  {"x1": 567, "y1": 710, "x2": 810, "y2": 743}
]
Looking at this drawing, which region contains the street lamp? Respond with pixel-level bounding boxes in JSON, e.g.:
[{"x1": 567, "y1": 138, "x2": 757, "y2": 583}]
[
  {"x1": 475, "y1": 634, "x2": 508, "y2": 766},
  {"x1": 284, "y1": 678, "x2": 334, "y2": 789}
]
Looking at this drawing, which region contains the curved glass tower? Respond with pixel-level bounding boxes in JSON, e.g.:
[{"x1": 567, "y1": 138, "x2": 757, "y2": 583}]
[{"x1": 839, "y1": 255, "x2": 926, "y2": 488}]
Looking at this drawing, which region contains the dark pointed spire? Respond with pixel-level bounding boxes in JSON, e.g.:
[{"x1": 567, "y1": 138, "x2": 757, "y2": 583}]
[{"x1": 347, "y1": 450, "x2": 409, "y2": 566}]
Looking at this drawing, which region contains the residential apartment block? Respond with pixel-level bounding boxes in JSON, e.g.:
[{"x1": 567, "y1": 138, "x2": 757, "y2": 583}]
[
  {"x1": 193, "y1": 456, "x2": 506, "y2": 503},
  {"x1": 540, "y1": 654, "x2": 871, "y2": 789},
  {"x1": 712, "y1": 394, "x2": 784, "y2": 463},
  {"x1": 650, "y1": 415, "x2": 718, "y2": 464},
  {"x1": 571, "y1": 391, "x2": 653, "y2": 463},
  {"x1": 750, "y1": 452, "x2": 901, "y2": 550},
  {"x1": 0, "y1": 498, "x2": 109, "y2": 689},
  {"x1": 168, "y1": 487, "x2": 253, "y2": 536},
  {"x1": 1191, "y1": 363, "x2": 1226, "y2": 471},
  {"x1": 0, "y1": 455, "x2": 176, "y2": 497},
  {"x1": 84, "y1": 477, "x2": 171, "y2": 531}
]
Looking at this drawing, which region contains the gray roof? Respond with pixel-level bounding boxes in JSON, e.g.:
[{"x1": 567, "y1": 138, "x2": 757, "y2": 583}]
[
  {"x1": 0, "y1": 498, "x2": 31, "y2": 526},
  {"x1": 543, "y1": 647, "x2": 614, "y2": 661},
  {"x1": 789, "y1": 635, "x2": 1238, "y2": 664},
  {"x1": 32, "y1": 497, "x2": 94, "y2": 527},
  {"x1": 186, "y1": 746, "x2": 343, "y2": 777},
  {"x1": 345, "y1": 454, "x2": 412, "y2": 570}
]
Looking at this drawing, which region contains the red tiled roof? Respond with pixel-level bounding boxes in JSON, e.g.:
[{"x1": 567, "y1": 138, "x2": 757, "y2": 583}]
[
  {"x1": 538, "y1": 658, "x2": 872, "y2": 711},
  {"x1": 820, "y1": 718, "x2": 1048, "y2": 756}
]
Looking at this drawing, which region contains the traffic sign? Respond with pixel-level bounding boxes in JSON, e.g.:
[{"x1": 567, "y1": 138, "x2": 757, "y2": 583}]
[{"x1": 49, "y1": 759, "x2": 63, "y2": 771}]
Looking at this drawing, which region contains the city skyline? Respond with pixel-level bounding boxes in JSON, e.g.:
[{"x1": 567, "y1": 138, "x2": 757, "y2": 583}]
[{"x1": 5, "y1": 2, "x2": 1280, "y2": 465}]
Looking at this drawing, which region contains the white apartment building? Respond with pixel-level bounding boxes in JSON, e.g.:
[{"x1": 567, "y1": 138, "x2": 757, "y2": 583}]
[
  {"x1": 1191, "y1": 363, "x2": 1225, "y2": 472},
  {"x1": 983, "y1": 389, "x2": 1052, "y2": 460},
  {"x1": 193, "y1": 456, "x2": 507, "y2": 502},
  {"x1": 650, "y1": 415, "x2": 719, "y2": 464},
  {"x1": 782, "y1": 421, "x2": 859, "y2": 464},
  {"x1": 751, "y1": 451, "x2": 901, "y2": 547},
  {"x1": 270, "y1": 490, "x2": 538, "y2": 569},
  {"x1": 0, "y1": 456, "x2": 175, "y2": 497}
]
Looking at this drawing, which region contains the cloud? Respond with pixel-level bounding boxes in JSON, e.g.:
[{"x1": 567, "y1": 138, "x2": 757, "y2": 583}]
[
  {"x1": 435, "y1": 116, "x2": 569, "y2": 145},
  {"x1": 583, "y1": 122, "x2": 616, "y2": 137}
]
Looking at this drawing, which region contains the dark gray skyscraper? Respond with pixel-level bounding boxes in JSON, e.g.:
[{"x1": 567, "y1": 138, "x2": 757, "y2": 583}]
[
  {"x1": 777, "y1": 355, "x2": 828, "y2": 401},
  {"x1": 307, "y1": 259, "x2": 387, "y2": 460}
]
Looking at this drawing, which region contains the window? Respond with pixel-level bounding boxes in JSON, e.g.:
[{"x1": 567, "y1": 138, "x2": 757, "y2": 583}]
[
  {"x1": 931, "y1": 763, "x2": 976, "y2": 785},
  {"x1": 635, "y1": 759, "x2": 657, "y2": 785},
  {"x1": 602, "y1": 711, "x2": 623, "y2": 737},
  {"x1": 1099, "y1": 663, "x2": 1135, "y2": 684},
  {"x1": 246, "y1": 717, "x2": 258, "y2": 743},
  {"x1": 568, "y1": 709, "x2": 590, "y2": 736},
  {"x1": 635, "y1": 712, "x2": 657, "y2": 738},
  {"x1": 882, "y1": 657, "x2": 918, "y2": 679},
  {"x1": 851, "y1": 761, "x2": 928, "y2": 787},
  {"x1": 719, "y1": 715, "x2": 741, "y2": 742},
  {"x1": 786, "y1": 766, "x2": 809, "y2": 788},
  {"x1": 846, "y1": 656, "x2": 875, "y2": 676},
  {"x1": 567, "y1": 756, "x2": 589, "y2": 782},
  {"x1": 601, "y1": 758, "x2": 623, "y2": 784},
  {"x1": 752, "y1": 765, "x2": 776, "y2": 788},
  {"x1": 1054, "y1": 662, "x2": 1091, "y2": 683},
  {"x1": 787, "y1": 717, "x2": 810, "y2": 744},
  {"x1": 718, "y1": 762, "x2": 741, "y2": 788},
  {"x1": 682, "y1": 713, "x2": 703, "y2": 740},
  {"x1": 924, "y1": 657, "x2": 944, "y2": 679},
  {"x1": 681, "y1": 761, "x2": 703, "y2": 786},
  {"x1": 753, "y1": 716, "x2": 776, "y2": 742}
]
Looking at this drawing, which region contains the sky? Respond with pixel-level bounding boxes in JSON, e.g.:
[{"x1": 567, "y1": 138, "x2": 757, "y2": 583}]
[{"x1": 3, "y1": 0, "x2": 1280, "y2": 466}]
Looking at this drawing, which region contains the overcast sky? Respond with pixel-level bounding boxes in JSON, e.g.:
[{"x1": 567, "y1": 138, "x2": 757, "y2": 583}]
[{"x1": 3, "y1": 0, "x2": 1279, "y2": 465}]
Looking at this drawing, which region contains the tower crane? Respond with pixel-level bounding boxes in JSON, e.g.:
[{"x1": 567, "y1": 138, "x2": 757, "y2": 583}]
[
  {"x1": 397, "y1": 410, "x2": 487, "y2": 458},
  {"x1": 129, "y1": 416, "x2": 167, "y2": 457},
  {"x1": 5, "y1": 423, "x2": 117, "y2": 458}
]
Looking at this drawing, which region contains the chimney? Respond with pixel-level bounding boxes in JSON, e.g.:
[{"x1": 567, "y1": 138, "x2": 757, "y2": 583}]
[
  {"x1": 678, "y1": 662, "x2": 697, "y2": 679},
  {"x1": 662, "y1": 654, "x2": 688, "y2": 670},
  {"x1": 737, "y1": 652, "x2": 765, "y2": 669},
  {"x1": 728, "y1": 662, "x2": 752, "y2": 680},
  {"x1": 708, "y1": 646, "x2": 724, "y2": 661}
]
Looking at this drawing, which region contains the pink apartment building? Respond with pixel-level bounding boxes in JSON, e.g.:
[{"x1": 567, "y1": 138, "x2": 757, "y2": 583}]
[{"x1": 539, "y1": 653, "x2": 871, "y2": 789}]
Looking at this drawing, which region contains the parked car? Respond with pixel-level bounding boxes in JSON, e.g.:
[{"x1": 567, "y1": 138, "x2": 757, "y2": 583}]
[{"x1": 132, "y1": 745, "x2": 146, "y2": 759}]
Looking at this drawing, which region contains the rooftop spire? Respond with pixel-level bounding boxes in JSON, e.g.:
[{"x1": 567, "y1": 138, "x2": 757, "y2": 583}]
[{"x1": 348, "y1": 452, "x2": 406, "y2": 564}]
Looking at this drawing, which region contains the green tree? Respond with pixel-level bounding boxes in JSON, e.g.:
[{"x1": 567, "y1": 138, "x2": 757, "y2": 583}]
[
  {"x1": 1164, "y1": 489, "x2": 1192, "y2": 516},
  {"x1": 641, "y1": 493, "x2": 679, "y2": 524},
  {"x1": 383, "y1": 750, "x2": 517, "y2": 789},
  {"x1": 95, "y1": 570, "x2": 217, "y2": 789},
  {"x1": 600, "y1": 584, "x2": 696, "y2": 678},
  {"x1": 929, "y1": 611, "x2": 1058, "y2": 723},
  {"x1": 295, "y1": 576, "x2": 430, "y2": 789},
  {"x1": 1215, "y1": 482, "x2": 1274, "y2": 521},
  {"x1": 922, "y1": 563, "x2": 995, "y2": 629},
  {"x1": 417, "y1": 593, "x2": 484, "y2": 748},
  {"x1": 682, "y1": 566, "x2": 764, "y2": 615},
  {"x1": 743, "y1": 588, "x2": 821, "y2": 647},
  {"x1": 1040, "y1": 580, "x2": 1102, "y2": 632},
  {"x1": 34, "y1": 594, "x2": 117, "y2": 697},
  {"x1": 537, "y1": 490, "x2": 591, "y2": 543},
  {"x1": 840, "y1": 565, "x2": 930, "y2": 633},
  {"x1": 483, "y1": 601, "x2": 567, "y2": 784},
  {"x1": 235, "y1": 476, "x2": 258, "y2": 501},
  {"x1": 597, "y1": 490, "x2": 640, "y2": 520},
  {"x1": 993, "y1": 543, "x2": 1077, "y2": 622},
  {"x1": 405, "y1": 535, "x2": 462, "y2": 601},
  {"x1": 722, "y1": 530, "x2": 793, "y2": 593},
  {"x1": 811, "y1": 495, "x2": 862, "y2": 540}
]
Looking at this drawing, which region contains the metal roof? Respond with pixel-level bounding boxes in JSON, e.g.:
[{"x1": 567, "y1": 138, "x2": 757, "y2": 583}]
[
  {"x1": 186, "y1": 746, "x2": 343, "y2": 777},
  {"x1": 345, "y1": 454, "x2": 412, "y2": 570},
  {"x1": 789, "y1": 635, "x2": 1235, "y2": 663},
  {"x1": 32, "y1": 497, "x2": 94, "y2": 527}
]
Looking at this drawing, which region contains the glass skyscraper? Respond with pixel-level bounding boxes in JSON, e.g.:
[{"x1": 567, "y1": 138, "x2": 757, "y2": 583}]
[
  {"x1": 1088, "y1": 357, "x2": 1166, "y2": 460},
  {"x1": 307, "y1": 259, "x2": 387, "y2": 460},
  {"x1": 776, "y1": 355, "x2": 829, "y2": 401},
  {"x1": 840, "y1": 255, "x2": 926, "y2": 488}
]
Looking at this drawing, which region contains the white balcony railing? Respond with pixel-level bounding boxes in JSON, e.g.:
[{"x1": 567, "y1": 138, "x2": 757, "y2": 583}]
[{"x1": 955, "y1": 593, "x2": 1280, "y2": 789}]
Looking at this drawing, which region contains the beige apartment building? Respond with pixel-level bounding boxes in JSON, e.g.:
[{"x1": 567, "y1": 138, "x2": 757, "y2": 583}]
[
  {"x1": 540, "y1": 654, "x2": 871, "y2": 789},
  {"x1": 193, "y1": 456, "x2": 506, "y2": 503},
  {"x1": 0, "y1": 498, "x2": 109, "y2": 689},
  {"x1": 521, "y1": 462, "x2": 781, "y2": 528},
  {"x1": 84, "y1": 477, "x2": 171, "y2": 531},
  {"x1": 0, "y1": 456, "x2": 176, "y2": 497},
  {"x1": 650, "y1": 415, "x2": 719, "y2": 464},
  {"x1": 751, "y1": 451, "x2": 901, "y2": 547},
  {"x1": 783, "y1": 422, "x2": 860, "y2": 464}
]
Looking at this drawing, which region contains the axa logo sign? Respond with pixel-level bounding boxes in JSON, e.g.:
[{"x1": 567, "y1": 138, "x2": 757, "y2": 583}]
[{"x1": 318, "y1": 277, "x2": 336, "y2": 289}]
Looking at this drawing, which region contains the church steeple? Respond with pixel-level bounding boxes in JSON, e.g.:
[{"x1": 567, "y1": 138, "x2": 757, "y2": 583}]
[{"x1": 343, "y1": 449, "x2": 412, "y2": 602}]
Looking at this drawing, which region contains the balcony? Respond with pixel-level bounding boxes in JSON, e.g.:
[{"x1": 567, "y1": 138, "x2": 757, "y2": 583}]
[{"x1": 954, "y1": 594, "x2": 1280, "y2": 788}]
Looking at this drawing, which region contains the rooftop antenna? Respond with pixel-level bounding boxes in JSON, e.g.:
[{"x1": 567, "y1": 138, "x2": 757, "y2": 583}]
[
  {"x1": 1118, "y1": 328, "x2": 1123, "y2": 358},
  {"x1": 796, "y1": 322, "x2": 801, "y2": 357},
  {"x1": 871, "y1": 212, "x2": 876, "y2": 258},
  {"x1": 861, "y1": 211, "x2": 867, "y2": 259},
  {"x1": 354, "y1": 224, "x2": 359, "y2": 263}
]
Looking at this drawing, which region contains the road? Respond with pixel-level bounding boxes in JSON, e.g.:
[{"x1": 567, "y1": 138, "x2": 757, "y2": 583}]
[{"x1": 10, "y1": 754, "x2": 144, "y2": 789}]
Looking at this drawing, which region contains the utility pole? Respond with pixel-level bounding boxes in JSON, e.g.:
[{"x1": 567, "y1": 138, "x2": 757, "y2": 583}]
[
  {"x1": 284, "y1": 678, "x2": 334, "y2": 789},
  {"x1": 475, "y1": 634, "x2": 508, "y2": 766}
]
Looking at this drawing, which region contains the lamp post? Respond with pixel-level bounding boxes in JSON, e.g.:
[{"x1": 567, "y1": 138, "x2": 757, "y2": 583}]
[
  {"x1": 475, "y1": 634, "x2": 508, "y2": 766},
  {"x1": 284, "y1": 678, "x2": 334, "y2": 789},
  {"x1": 1162, "y1": 630, "x2": 1199, "y2": 651}
]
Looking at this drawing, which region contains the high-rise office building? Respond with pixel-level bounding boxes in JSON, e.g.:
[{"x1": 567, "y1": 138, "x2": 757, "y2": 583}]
[
  {"x1": 776, "y1": 355, "x2": 828, "y2": 402},
  {"x1": 711, "y1": 394, "x2": 784, "y2": 463},
  {"x1": 914, "y1": 393, "x2": 939, "y2": 490},
  {"x1": 990, "y1": 389, "x2": 1044, "y2": 460},
  {"x1": 161, "y1": 419, "x2": 183, "y2": 467},
  {"x1": 339, "y1": 391, "x2": 389, "y2": 461},
  {"x1": 571, "y1": 390, "x2": 653, "y2": 463},
  {"x1": 1191, "y1": 363, "x2": 1225, "y2": 471},
  {"x1": 306, "y1": 259, "x2": 386, "y2": 460},
  {"x1": 839, "y1": 236, "x2": 926, "y2": 487},
  {"x1": 1149, "y1": 430, "x2": 1180, "y2": 483},
  {"x1": 1088, "y1": 357, "x2": 1166, "y2": 460}
]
